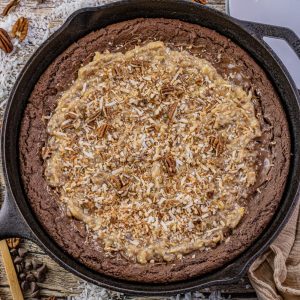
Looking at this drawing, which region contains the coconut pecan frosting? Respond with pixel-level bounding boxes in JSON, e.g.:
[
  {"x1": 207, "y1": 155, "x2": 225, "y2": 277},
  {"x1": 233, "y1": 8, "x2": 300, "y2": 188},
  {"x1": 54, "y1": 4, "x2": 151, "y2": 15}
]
[{"x1": 43, "y1": 41, "x2": 262, "y2": 264}]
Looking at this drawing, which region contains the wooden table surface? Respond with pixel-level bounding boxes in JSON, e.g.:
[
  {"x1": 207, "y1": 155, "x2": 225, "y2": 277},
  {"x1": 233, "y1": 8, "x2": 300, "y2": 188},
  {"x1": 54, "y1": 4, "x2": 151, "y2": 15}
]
[{"x1": 0, "y1": 0, "x2": 258, "y2": 299}]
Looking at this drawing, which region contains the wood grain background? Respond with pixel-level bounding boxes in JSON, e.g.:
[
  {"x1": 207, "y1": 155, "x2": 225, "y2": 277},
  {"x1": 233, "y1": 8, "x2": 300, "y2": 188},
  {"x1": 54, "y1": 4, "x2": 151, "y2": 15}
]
[{"x1": 0, "y1": 0, "x2": 258, "y2": 299}]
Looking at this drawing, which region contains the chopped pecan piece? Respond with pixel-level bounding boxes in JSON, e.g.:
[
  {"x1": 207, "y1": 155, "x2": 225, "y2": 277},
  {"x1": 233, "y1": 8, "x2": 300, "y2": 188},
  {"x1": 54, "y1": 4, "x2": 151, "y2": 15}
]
[
  {"x1": 207, "y1": 191, "x2": 214, "y2": 199},
  {"x1": 112, "y1": 66, "x2": 123, "y2": 78},
  {"x1": 65, "y1": 112, "x2": 77, "y2": 119},
  {"x1": 161, "y1": 84, "x2": 184, "y2": 99},
  {"x1": 86, "y1": 110, "x2": 101, "y2": 124},
  {"x1": 209, "y1": 136, "x2": 226, "y2": 156},
  {"x1": 161, "y1": 84, "x2": 175, "y2": 97},
  {"x1": 131, "y1": 60, "x2": 149, "y2": 69},
  {"x1": 97, "y1": 123, "x2": 109, "y2": 138},
  {"x1": 163, "y1": 154, "x2": 176, "y2": 175},
  {"x1": 168, "y1": 102, "x2": 178, "y2": 123},
  {"x1": 108, "y1": 173, "x2": 131, "y2": 197}
]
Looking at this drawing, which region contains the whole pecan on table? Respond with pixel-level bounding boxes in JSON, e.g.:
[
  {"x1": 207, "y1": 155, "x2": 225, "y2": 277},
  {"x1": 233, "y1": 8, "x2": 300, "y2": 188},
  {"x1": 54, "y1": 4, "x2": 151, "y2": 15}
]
[
  {"x1": 6, "y1": 238, "x2": 20, "y2": 249},
  {"x1": 0, "y1": 28, "x2": 14, "y2": 53},
  {"x1": 193, "y1": 0, "x2": 208, "y2": 4},
  {"x1": 1, "y1": 0, "x2": 20, "y2": 17},
  {"x1": 12, "y1": 17, "x2": 29, "y2": 42}
]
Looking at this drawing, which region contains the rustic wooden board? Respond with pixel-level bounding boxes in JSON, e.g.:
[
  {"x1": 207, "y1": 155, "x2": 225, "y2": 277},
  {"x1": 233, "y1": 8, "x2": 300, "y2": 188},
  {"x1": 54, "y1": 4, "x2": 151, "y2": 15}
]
[
  {"x1": 0, "y1": 0, "x2": 257, "y2": 299},
  {"x1": 0, "y1": 240, "x2": 257, "y2": 300}
]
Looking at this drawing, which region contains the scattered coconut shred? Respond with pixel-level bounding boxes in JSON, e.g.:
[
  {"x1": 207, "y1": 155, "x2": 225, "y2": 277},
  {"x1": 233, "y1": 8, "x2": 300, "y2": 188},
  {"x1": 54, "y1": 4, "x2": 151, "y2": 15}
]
[{"x1": 0, "y1": 1, "x2": 229, "y2": 299}]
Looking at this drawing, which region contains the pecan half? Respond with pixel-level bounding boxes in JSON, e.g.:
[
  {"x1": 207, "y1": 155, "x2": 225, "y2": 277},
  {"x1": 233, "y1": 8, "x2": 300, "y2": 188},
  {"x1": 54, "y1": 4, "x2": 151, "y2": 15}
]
[
  {"x1": 2, "y1": 0, "x2": 20, "y2": 16},
  {"x1": 0, "y1": 28, "x2": 13, "y2": 53},
  {"x1": 163, "y1": 154, "x2": 176, "y2": 175},
  {"x1": 12, "y1": 17, "x2": 29, "y2": 42},
  {"x1": 193, "y1": 0, "x2": 207, "y2": 4},
  {"x1": 6, "y1": 238, "x2": 20, "y2": 249}
]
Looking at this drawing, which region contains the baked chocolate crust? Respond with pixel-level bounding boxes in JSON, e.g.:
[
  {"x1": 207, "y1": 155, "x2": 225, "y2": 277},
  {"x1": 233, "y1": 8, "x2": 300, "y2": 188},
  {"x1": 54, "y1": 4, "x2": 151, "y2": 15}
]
[{"x1": 19, "y1": 18, "x2": 290, "y2": 283}]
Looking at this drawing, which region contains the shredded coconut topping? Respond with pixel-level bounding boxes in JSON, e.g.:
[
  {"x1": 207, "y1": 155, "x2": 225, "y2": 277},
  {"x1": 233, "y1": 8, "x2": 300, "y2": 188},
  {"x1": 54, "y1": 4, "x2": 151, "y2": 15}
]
[{"x1": 44, "y1": 41, "x2": 261, "y2": 263}]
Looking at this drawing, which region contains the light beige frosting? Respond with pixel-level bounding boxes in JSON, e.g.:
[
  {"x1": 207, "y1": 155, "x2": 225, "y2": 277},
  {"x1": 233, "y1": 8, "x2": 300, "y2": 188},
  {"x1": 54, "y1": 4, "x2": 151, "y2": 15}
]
[{"x1": 44, "y1": 42, "x2": 261, "y2": 263}]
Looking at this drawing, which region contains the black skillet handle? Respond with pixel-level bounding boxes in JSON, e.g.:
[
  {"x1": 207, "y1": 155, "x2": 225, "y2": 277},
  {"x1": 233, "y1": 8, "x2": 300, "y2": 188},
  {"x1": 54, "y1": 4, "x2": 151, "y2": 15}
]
[
  {"x1": 238, "y1": 20, "x2": 300, "y2": 58},
  {"x1": 238, "y1": 20, "x2": 300, "y2": 94},
  {"x1": 214, "y1": 20, "x2": 300, "y2": 279},
  {"x1": 0, "y1": 191, "x2": 36, "y2": 241}
]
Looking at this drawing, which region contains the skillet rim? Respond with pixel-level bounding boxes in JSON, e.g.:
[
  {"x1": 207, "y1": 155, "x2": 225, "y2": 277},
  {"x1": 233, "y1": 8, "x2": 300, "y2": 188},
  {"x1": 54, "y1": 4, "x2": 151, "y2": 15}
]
[{"x1": 1, "y1": 0, "x2": 300, "y2": 295}]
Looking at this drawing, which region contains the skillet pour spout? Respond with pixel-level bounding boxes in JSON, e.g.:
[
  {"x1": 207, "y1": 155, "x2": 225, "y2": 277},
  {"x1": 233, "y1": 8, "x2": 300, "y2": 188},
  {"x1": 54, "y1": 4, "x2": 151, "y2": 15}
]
[{"x1": 1, "y1": 0, "x2": 300, "y2": 295}]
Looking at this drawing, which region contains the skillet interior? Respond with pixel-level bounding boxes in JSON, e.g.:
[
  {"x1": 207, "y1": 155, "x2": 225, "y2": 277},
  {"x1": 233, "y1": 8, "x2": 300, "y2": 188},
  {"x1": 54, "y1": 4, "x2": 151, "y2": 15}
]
[
  {"x1": 2, "y1": 0, "x2": 300, "y2": 295},
  {"x1": 19, "y1": 17, "x2": 290, "y2": 282}
]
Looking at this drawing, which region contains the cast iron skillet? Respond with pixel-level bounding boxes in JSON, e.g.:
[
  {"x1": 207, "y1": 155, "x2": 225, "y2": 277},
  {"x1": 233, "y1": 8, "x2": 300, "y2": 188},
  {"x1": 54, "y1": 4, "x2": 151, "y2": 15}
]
[{"x1": 0, "y1": 0, "x2": 300, "y2": 296}]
